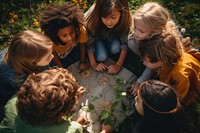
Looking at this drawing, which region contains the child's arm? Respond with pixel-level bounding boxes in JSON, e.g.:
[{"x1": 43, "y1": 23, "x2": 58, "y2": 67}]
[
  {"x1": 79, "y1": 44, "x2": 89, "y2": 71},
  {"x1": 52, "y1": 50, "x2": 63, "y2": 68},
  {"x1": 107, "y1": 48, "x2": 127, "y2": 74},
  {"x1": 130, "y1": 67, "x2": 154, "y2": 96}
]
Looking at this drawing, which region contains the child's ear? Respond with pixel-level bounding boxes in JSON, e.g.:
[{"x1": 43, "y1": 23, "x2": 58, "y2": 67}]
[{"x1": 146, "y1": 35, "x2": 151, "y2": 39}]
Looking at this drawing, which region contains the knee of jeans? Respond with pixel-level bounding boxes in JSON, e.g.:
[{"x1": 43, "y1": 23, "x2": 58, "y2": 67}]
[
  {"x1": 96, "y1": 53, "x2": 107, "y2": 62},
  {"x1": 94, "y1": 40, "x2": 104, "y2": 47},
  {"x1": 110, "y1": 40, "x2": 120, "y2": 54}
]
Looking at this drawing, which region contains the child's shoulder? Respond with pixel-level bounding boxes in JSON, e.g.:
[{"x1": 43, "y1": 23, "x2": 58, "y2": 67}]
[
  {"x1": 79, "y1": 25, "x2": 88, "y2": 43},
  {"x1": 185, "y1": 49, "x2": 200, "y2": 62},
  {"x1": 79, "y1": 25, "x2": 87, "y2": 33}
]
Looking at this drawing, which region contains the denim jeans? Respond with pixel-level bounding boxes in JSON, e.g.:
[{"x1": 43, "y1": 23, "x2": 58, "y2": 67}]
[{"x1": 94, "y1": 39, "x2": 120, "y2": 62}]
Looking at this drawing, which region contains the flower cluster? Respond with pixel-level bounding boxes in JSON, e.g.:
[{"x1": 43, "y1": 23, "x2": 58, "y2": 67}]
[
  {"x1": 8, "y1": 12, "x2": 18, "y2": 24},
  {"x1": 72, "y1": 0, "x2": 88, "y2": 10}
]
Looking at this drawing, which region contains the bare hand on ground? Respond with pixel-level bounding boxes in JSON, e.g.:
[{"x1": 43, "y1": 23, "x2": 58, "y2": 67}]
[
  {"x1": 79, "y1": 62, "x2": 90, "y2": 71},
  {"x1": 107, "y1": 63, "x2": 121, "y2": 74},
  {"x1": 92, "y1": 63, "x2": 108, "y2": 72},
  {"x1": 130, "y1": 82, "x2": 140, "y2": 97}
]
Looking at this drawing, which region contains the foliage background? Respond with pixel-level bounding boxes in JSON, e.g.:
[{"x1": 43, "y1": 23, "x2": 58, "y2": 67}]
[
  {"x1": 0, "y1": 0, "x2": 200, "y2": 50},
  {"x1": 0, "y1": 0, "x2": 200, "y2": 132}
]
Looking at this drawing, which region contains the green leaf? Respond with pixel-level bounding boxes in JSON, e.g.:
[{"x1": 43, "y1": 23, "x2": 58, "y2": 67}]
[
  {"x1": 88, "y1": 103, "x2": 95, "y2": 112},
  {"x1": 111, "y1": 101, "x2": 118, "y2": 112},
  {"x1": 100, "y1": 110, "x2": 110, "y2": 120},
  {"x1": 1, "y1": 29, "x2": 10, "y2": 35}
]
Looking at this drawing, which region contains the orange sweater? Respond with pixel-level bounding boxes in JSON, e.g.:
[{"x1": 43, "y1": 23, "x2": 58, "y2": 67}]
[{"x1": 159, "y1": 52, "x2": 200, "y2": 106}]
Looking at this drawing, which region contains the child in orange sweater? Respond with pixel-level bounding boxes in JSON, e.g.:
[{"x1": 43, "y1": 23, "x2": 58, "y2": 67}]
[{"x1": 139, "y1": 32, "x2": 200, "y2": 107}]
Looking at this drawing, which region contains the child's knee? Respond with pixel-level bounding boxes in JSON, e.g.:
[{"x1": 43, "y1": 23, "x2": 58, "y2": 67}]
[
  {"x1": 109, "y1": 39, "x2": 120, "y2": 54},
  {"x1": 94, "y1": 41, "x2": 108, "y2": 61},
  {"x1": 96, "y1": 53, "x2": 107, "y2": 61}
]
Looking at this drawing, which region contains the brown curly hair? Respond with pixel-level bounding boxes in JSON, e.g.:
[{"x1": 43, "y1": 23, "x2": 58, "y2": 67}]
[
  {"x1": 39, "y1": 2, "x2": 84, "y2": 45},
  {"x1": 17, "y1": 68, "x2": 79, "y2": 126}
]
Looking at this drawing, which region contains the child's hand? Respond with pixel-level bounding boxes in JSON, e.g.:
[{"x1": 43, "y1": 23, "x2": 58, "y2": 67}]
[
  {"x1": 76, "y1": 116, "x2": 88, "y2": 125},
  {"x1": 79, "y1": 62, "x2": 89, "y2": 71},
  {"x1": 100, "y1": 123, "x2": 113, "y2": 133},
  {"x1": 91, "y1": 63, "x2": 107, "y2": 72},
  {"x1": 107, "y1": 63, "x2": 121, "y2": 74},
  {"x1": 130, "y1": 82, "x2": 141, "y2": 97}
]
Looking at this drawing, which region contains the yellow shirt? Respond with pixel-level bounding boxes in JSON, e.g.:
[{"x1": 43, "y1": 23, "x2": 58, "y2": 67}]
[
  {"x1": 53, "y1": 25, "x2": 88, "y2": 57},
  {"x1": 159, "y1": 52, "x2": 200, "y2": 105}
]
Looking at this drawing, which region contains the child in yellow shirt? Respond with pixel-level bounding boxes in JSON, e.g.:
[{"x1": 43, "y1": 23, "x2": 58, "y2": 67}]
[{"x1": 39, "y1": 2, "x2": 89, "y2": 70}]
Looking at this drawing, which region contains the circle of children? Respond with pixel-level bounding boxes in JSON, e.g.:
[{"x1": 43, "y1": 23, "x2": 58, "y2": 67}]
[{"x1": 0, "y1": 0, "x2": 199, "y2": 133}]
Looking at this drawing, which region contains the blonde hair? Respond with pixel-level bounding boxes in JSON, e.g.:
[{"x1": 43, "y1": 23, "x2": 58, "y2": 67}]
[
  {"x1": 139, "y1": 32, "x2": 183, "y2": 65},
  {"x1": 3, "y1": 30, "x2": 53, "y2": 75},
  {"x1": 133, "y1": 2, "x2": 180, "y2": 37},
  {"x1": 17, "y1": 68, "x2": 79, "y2": 126}
]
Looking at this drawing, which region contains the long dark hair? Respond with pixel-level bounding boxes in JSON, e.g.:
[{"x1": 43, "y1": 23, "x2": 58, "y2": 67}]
[{"x1": 86, "y1": 0, "x2": 132, "y2": 40}]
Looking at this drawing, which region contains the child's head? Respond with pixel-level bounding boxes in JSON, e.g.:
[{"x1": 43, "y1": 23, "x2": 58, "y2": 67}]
[
  {"x1": 17, "y1": 68, "x2": 81, "y2": 126},
  {"x1": 3, "y1": 30, "x2": 53, "y2": 75},
  {"x1": 39, "y1": 2, "x2": 84, "y2": 45},
  {"x1": 139, "y1": 32, "x2": 183, "y2": 69},
  {"x1": 133, "y1": 2, "x2": 177, "y2": 41},
  {"x1": 135, "y1": 80, "x2": 179, "y2": 116},
  {"x1": 86, "y1": 0, "x2": 132, "y2": 37}
]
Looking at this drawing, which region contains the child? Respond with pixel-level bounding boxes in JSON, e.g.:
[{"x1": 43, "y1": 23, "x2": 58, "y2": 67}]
[
  {"x1": 134, "y1": 80, "x2": 198, "y2": 133},
  {"x1": 39, "y1": 2, "x2": 89, "y2": 70},
  {"x1": 0, "y1": 68, "x2": 87, "y2": 133},
  {"x1": 139, "y1": 32, "x2": 200, "y2": 107},
  {"x1": 85, "y1": 0, "x2": 132, "y2": 74},
  {"x1": 0, "y1": 30, "x2": 53, "y2": 121},
  {"x1": 129, "y1": 2, "x2": 181, "y2": 96}
]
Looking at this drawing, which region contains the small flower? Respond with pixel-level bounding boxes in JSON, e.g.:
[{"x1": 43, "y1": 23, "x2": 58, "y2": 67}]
[
  {"x1": 83, "y1": 3, "x2": 88, "y2": 9},
  {"x1": 33, "y1": 21, "x2": 39, "y2": 27},
  {"x1": 121, "y1": 92, "x2": 127, "y2": 96},
  {"x1": 72, "y1": 0, "x2": 78, "y2": 4},
  {"x1": 8, "y1": 18, "x2": 14, "y2": 24},
  {"x1": 13, "y1": 14, "x2": 18, "y2": 19},
  {"x1": 9, "y1": 12, "x2": 15, "y2": 17},
  {"x1": 181, "y1": 28, "x2": 186, "y2": 35}
]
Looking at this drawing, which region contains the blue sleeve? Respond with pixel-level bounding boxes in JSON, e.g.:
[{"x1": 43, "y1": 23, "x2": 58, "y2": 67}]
[
  {"x1": 128, "y1": 34, "x2": 140, "y2": 55},
  {"x1": 136, "y1": 67, "x2": 154, "y2": 83}
]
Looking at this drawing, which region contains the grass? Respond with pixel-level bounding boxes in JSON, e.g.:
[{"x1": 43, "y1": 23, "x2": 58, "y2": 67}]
[{"x1": 0, "y1": 0, "x2": 200, "y2": 132}]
